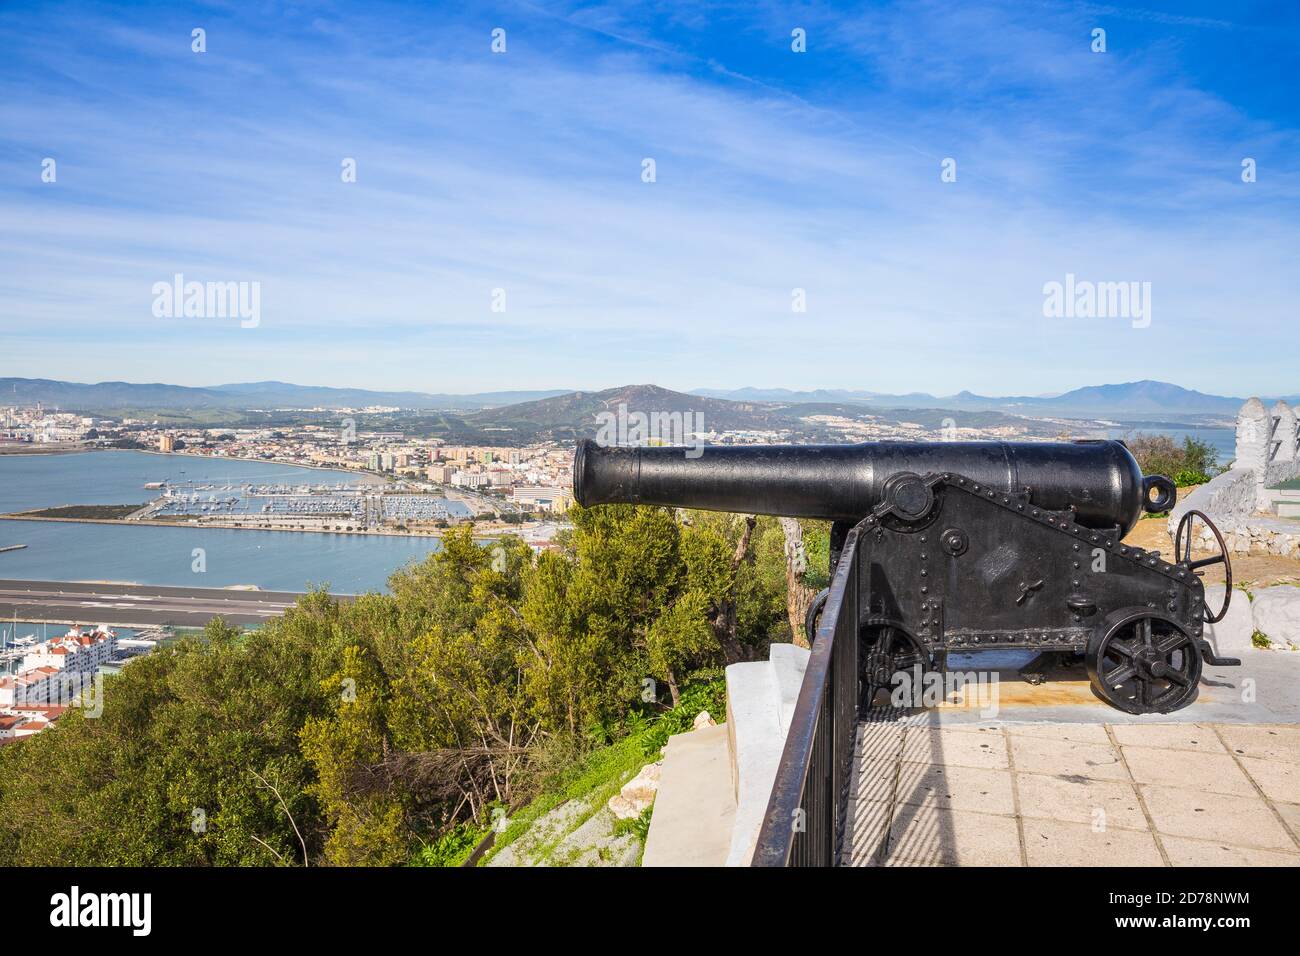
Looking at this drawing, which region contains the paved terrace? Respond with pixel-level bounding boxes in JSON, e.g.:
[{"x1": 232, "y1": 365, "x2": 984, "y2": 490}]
[{"x1": 845, "y1": 654, "x2": 1300, "y2": 867}]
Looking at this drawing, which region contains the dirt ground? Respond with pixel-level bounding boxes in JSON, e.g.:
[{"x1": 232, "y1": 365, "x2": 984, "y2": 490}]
[{"x1": 1124, "y1": 514, "x2": 1300, "y2": 590}]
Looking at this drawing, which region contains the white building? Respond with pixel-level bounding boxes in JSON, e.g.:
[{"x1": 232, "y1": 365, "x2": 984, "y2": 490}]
[
  {"x1": 21, "y1": 625, "x2": 117, "y2": 673},
  {"x1": 451, "y1": 470, "x2": 491, "y2": 489},
  {"x1": 0, "y1": 626, "x2": 116, "y2": 710},
  {"x1": 0, "y1": 666, "x2": 94, "y2": 708}
]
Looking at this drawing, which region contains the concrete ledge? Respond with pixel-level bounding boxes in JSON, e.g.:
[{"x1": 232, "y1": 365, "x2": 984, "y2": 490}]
[
  {"x1": 642, "y1": 724, "x2": 735, "y2": 867},
  {"x1": 770, "y1": 642, "x2": 809, "y2": 730},
  {"x1": 724, "y1": 643, "x2": 810, "y2": 866}
]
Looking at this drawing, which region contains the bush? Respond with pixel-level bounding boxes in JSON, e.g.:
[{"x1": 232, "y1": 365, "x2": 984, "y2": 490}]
[
  {"x1": 410, "y1": 822, "x2": 487, "y2": 867},
  {"x1": 1127, "y1": 434, "x2": 1219, "y2": 486},
  {"x1": 634, "y1": 671, "x2": 726, "y2": 756},
  {"x1": 1172, "y1": 468, "x2": 1211, "y2": 487},
  {"x1": 0, "y1": 504, "x2": 778, "y2": 867}
]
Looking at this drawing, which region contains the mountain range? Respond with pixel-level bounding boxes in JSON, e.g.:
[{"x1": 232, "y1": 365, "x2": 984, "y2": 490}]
[
  {"x1": 0, "y1": 378, "x2": 570, "y2": 412},
  {"x1": 2, "y1": 377, "x2": 1288, "y2": 423},
  {"x1": 455, "y1": 384, "x2": 1048, "y2": 443},
  {"x1": 689, "y1": 381, "x2": 1279, "y2": 417}
]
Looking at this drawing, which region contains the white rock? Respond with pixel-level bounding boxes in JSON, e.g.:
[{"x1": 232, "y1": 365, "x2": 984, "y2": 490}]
[
  {"x1": 1202, "y1": 586, "x2": 1255, "y2": 656},
  {"x1": 1251, "y1": 585, "x2": 1300, "y2": 650},
  {"x1": 607, "y1": 761, "x2": 661, "y2": 819},
  {"x1": 606, "y1": 795, "x2": 640, "y2": 820},
  {"x1": 693, "y1": 710, "x2": 717, "y2": 730}
]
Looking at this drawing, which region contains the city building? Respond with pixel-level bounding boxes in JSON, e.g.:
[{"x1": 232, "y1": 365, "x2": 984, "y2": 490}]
[
  {"x1": 510, "y1": 487, "x2": 574, "y2": 512},
  {"x1": 21, "y1": 625, "x2": 119, "y2": 673},
  {"x1": 0, "y1": 626, "x2": 117, "y2": 713},
  {"x1": 451, "y1": 470, "x2": 491, "y2": 489}
]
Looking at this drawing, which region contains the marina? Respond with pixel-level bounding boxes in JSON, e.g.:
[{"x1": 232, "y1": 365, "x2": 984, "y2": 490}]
[
  {"x1": 137, "y1": 480, "x2": 471, "y2": 528},
  {"x1": 0, "y1": 452, "x2": 450, "y2": 592}
]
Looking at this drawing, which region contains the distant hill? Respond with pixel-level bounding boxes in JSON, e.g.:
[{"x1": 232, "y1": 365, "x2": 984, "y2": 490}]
[
  {"x1": 0, "y1": 378, "x2": 570, "y2": 412},
  {"x1": 466, "y1": 384, "x2": 807, "y2": 439},
  {"x1": 693, "y1": 380, "x2": 1253, "y2": 418},
  {"x1": 461, "y1": 384, "x2": 1040, "y2": 442}
]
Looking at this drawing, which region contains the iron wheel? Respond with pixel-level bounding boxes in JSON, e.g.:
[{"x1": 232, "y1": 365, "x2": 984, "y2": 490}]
[
  {"x1": 1086, "y1": 609, "x2": 1201, "y2": 714},
  {"x1": 860, "y1": 621, "x2": 928, "y2": 710}
]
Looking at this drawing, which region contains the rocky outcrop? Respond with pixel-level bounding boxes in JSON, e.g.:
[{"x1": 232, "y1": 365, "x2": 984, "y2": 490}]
[
  {"x1": 607, "y1": 761, "x2": 661, "y2": 819},
  {"x1": 1251, "y1": 585, "x2": 1300, "y2": 650}
]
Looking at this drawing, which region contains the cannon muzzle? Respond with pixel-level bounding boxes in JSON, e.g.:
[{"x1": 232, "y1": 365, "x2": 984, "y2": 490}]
[{"x1": 573, "y1": 438, "x2": 1173, "y2": 535}]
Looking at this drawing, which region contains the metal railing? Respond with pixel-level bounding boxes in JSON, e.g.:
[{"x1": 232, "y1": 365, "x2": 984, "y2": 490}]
[{"x1": 751, "y1": 524, "x2": 861, "y2": 866}]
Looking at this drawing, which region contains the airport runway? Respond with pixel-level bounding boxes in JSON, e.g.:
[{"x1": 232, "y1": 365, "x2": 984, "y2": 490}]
[{"x1": 0, "y1": 579, "x2": 351, "y2": 627}]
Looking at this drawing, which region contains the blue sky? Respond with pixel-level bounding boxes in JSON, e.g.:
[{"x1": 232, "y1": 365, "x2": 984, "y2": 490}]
[{"x1": 1, "y1": 0, "x2": 1297, "y2": 397}]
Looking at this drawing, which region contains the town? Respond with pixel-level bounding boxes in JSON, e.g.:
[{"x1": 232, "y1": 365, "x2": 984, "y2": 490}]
[
  {"x1": 1, "y1": 398, "x2": 1050, "y2": 540},
  {"x1": 1, "y1": 402, "x2": 579, "y2": 533}
]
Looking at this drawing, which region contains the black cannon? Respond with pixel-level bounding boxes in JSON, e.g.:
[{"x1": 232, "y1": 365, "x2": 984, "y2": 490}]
[{"x1": 574, "y1": 438, "x2": 1237, "y2": 714}]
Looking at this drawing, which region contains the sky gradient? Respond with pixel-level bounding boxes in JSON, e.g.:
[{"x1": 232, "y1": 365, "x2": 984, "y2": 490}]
[{"x1": 1, "y1": 1, "x2": 1297, "y2": 396}]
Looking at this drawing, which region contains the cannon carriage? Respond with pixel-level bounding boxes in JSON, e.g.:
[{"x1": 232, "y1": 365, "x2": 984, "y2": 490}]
[{"x1": 574, "y1": 437, "x2": 1238, "y2": 715}]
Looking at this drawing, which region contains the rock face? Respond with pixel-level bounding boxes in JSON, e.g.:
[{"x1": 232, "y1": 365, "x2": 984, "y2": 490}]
[
  {"x1": 487, "y1": 798, "x2": 592, "y2": 867},
  {"x1": 1252, "y1": 585, "x2": 1300, "y2": 650},
  {"x1": 489, "y1": 769, "x2": 653, "y2": 867},
  {"x1": 1272, "y1": 400, "x2": 1297, "y2": 462},
  {"x1": 1203, "y1": 586, "x2": 1255, "y2": 656},
  {"x1": 1236, "y1": 397, "x2": 1270, "y2": 473},
  {"x1": 607, "y1": 760, "x2": 661, "y2": 820}
]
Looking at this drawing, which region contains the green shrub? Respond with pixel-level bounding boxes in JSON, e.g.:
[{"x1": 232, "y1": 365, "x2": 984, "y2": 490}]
[
  {"x1": 410, "y1": 822, "x2": 488, "y2": 867},
  {"x1": 636, "y1": 672, "x2": 726, "y2": 756},
  {"x1": 1172, "y1": 469, "x2": 1211, "y2": 488},
  {"x1": 1127, "y1": 434, "x2": 1219, "y2": 483}
]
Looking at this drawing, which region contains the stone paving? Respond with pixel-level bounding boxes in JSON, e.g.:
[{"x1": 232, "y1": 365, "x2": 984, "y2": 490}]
[{"x1": 843, "y1": 718, "x2": 1300, "y2": 866}]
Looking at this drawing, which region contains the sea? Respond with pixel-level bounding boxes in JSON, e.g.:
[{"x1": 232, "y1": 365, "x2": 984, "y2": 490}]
[{"x1": 0, "y1": 450, "x2": 447, "y2": 593}]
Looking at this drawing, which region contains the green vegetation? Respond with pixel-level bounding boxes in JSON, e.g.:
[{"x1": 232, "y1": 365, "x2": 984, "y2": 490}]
[
  {"x1": 1252, "y1": 630, "x2": 1271, "y2": 649},
  {"x1": 1127, "y1": 434, "x2": 1220, "y2": 487},
  {"x1": 410, "y1": 822, "x2": 487, "y2": 867},
  {"x1": 16, "y1": 503, "x2": 145, "y2": 519},
  {"x1": 0, "y1": 506, "x2": 802, "y2": 866},
  {"x1": 481, "y1": 671, "x2": 723, "y2": 867}
]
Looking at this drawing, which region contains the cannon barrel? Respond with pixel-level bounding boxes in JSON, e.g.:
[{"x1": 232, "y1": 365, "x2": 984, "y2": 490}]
[{"x1": 573, "y1": 438, "x2": 1171, "y2": 535}]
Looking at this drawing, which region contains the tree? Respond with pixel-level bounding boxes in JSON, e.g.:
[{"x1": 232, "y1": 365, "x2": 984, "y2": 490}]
[
  {"x1": 0, "y1": 614, "x2": 339, "y2": 865},
  {"x1": 0, "y1": 502, "x2": 806, "y2": 866}
]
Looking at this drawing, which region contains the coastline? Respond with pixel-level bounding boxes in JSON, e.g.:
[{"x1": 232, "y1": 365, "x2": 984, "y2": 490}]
[
  {"x1": 0, "y1": 444, "x2": 98, "y2": 456},
  {"x1": 130, "y1": 447, "x2": 391, "y2": 480},
  {"x1": 0, "y1": 445, "x2": 387, "y2": 481},
  {"x1": 0, "y1": 511, "x2": 526, "y2": 539}
]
